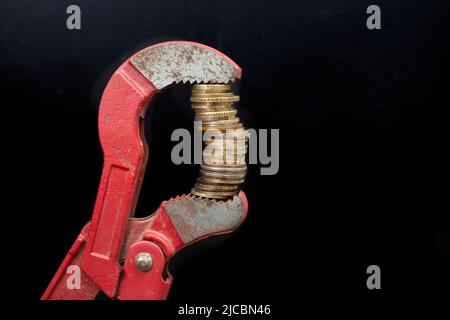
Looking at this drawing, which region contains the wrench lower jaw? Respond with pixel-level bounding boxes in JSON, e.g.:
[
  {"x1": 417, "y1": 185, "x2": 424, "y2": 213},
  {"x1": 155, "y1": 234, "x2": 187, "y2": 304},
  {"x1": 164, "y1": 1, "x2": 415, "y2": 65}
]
[{"x1": 116, "y1": 191, "x2": 248, "y2": 299}]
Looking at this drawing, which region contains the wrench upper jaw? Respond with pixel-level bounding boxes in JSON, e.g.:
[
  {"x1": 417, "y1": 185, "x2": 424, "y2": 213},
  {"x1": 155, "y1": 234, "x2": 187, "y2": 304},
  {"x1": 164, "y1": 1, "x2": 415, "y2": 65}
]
[{"x1": 130, "y1": 41, "x2": 242, "y2": 90}]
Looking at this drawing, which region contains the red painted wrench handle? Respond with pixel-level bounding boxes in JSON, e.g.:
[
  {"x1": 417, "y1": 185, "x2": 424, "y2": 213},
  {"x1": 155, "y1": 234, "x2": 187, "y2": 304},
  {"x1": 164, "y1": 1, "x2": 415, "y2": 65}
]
[{"x1": 81, "y1": 61, "x2": 157, "y2": 297}]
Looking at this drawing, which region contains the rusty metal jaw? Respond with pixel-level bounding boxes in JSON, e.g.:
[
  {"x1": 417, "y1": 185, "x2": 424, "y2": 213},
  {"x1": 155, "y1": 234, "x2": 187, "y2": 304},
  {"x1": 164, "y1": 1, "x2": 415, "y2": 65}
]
[
  {"x1": 130, "y1": 42, "x2": 241, "y2": 89},
  {"x1": 41, "y1": 193, "x2": 248, "y2": 300}
]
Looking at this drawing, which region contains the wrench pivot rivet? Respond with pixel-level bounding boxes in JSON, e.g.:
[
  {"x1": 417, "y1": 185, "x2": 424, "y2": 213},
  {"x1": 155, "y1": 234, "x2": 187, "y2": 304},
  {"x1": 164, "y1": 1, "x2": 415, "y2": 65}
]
[{"x1": 135, "y1": 252, "x2": 153, "y2": 272}]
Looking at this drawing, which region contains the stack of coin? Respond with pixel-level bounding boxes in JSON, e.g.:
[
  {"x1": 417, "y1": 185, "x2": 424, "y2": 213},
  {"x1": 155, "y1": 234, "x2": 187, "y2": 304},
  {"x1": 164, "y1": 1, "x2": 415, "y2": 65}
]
[{"x1": 190, "y1": 84, "x2": 248, "y2": 199}]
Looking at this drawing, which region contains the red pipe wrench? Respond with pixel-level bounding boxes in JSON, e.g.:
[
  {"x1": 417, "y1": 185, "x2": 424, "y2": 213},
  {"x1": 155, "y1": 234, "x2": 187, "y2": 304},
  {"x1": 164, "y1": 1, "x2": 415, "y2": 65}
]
[{"x1": 41, "y1": 41, "x2": 248, "y2": 300}]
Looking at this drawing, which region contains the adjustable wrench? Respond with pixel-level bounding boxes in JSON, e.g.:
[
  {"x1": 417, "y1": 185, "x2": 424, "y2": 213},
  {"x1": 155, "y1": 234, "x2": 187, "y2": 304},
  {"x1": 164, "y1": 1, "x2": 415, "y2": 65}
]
[{"x1": 41, "y1": 41, "x2": 248, "y2": 300}]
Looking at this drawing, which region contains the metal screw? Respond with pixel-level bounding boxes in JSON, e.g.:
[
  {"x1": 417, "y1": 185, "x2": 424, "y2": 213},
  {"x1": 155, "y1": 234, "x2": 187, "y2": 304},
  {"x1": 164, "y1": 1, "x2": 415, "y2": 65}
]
[{"x1": 135, "y1": 252, "x2": 153, "y2": 272}]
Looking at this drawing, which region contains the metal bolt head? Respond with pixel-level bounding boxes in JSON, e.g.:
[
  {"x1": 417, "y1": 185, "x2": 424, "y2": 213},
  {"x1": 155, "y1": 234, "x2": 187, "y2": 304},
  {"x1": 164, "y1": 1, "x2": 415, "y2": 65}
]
[{"x1": 135, "y1": 252, "x2": 153, "y2": 272}]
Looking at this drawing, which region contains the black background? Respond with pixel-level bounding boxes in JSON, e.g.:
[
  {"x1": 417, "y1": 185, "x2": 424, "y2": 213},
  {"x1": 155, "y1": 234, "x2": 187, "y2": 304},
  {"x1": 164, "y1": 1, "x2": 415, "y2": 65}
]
[{"x1": 2, "y1": 0, "x2": 449, "y2": 314}]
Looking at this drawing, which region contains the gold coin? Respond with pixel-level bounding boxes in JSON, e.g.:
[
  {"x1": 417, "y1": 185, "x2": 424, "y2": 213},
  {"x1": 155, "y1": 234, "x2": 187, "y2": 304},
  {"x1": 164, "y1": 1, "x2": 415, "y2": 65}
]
[
  {"x1": 201, "y1": 118, "x2": 242, "y2": 130},
  {"x1": 192, "y1": 101, "x2": 235, "y2": 106},
  {"x1": 200, "y1": 172, "x2": 246, "y2": 179},
  {"x1": 215, "y1": 157, "x2": 246, "y2": 162},
  {"x1": 211, "y1": 155, "x2": 246, "y2": 163},
  {"x1": 222, "y1": 148, "x2": 248, "y2": 153},
  {"x1": 192, "y1": 84, "x2": 231, "y2": 92},
  {"x1": 199, "y1": 176, "x2": 245, "y2": 184},
  {"x1": 200, "y1": 118, "x2": 240, "y2": 125},
  {"x1": 203, "y1": 162, "x2": 247, "y2": 168},
  {"x1": 202, "y1": 145, "x2": 247, "y2": 152},
  {"x1": 194, "y1": 183, "x2": 239, "y2": 191},
  {"x1": 193, "y1": 188, "x2": 238, "y2": 196},
  {"x1": 201, "y1": 164, "x2": 247, "y2": 172},
  {"x1": 201, "y1": 157, "x2": 243, "y2": 165},
  {"x1": 200, "y1": 169, "x2": 246, "y2": 178},
  {"x1": 194, "y1": 192, "x2": 238, "y2": 198},
  {"x1": 192, "y1": 106, "x2": 235, "y2": 112},
  {"x1": 190, "y1": 96, "x2": 239, "y2": 103},
  {"x1": 196, "y1": 109, "x2": 237, "y2": 117},
  {"x1": 200, "y1": 174, "x2": 246, "y2": 179},
  {"x1": 191, "y1": 92, "x2": 235, "y2": 98},
  {"x1": 202, "y1": 148, "x2": 247, "y2": 154},
  {"x1": 197, "y1": 117, "x2": 236, "y2": 123},
  {"x1": 201, "y1": 124, "x2": 243, "y2": 131},
  {"x1": 191, "y1": 188, "x2": 236, "y2": 198},
  {"x1": 203, "y1": 153, "x2": 245, "y2": 166},
  {"x1": 192, "y1": 102, "x2": 234, "y2": 107}
]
